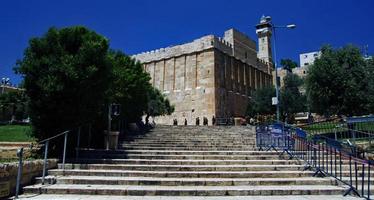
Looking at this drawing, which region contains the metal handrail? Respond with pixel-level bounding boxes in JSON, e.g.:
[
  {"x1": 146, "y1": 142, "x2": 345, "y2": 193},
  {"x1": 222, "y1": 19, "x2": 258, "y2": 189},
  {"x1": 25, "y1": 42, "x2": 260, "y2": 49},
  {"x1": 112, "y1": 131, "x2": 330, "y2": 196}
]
[
  {"x1": 14, "y1": 123, "x2": 91, "y2": 199},
  {"x1": 256, "y1": 123, "x2": 373, "y2": 199}
]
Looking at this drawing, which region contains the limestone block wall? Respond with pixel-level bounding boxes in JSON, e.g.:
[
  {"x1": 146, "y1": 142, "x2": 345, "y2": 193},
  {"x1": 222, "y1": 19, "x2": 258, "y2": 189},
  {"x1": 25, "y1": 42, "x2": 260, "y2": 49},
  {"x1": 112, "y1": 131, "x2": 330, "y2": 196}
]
[
  {"x1": 134, "y1": 29, "x2": 273, "y2": 125},
  {"x1": 142, "y1": 49, "x2": 216, "y2": 125},
  {"x1": 0, "y1": 159, "x2": 58, "y2": 197},
  {"x1": 224, "y1": 29, "x2": 258, "y2": 67},
  {"x1": 214, "y1": 49, "x2": 272, "y2": 118}
]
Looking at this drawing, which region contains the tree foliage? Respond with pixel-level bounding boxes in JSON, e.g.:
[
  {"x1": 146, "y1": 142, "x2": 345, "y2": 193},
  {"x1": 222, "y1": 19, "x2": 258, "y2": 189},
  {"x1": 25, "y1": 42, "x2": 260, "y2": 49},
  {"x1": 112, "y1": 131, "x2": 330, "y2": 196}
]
[
  {"x1": 280, "y1": 59, "x2": 298, "y2": 73},
  {"x1": 0, "y1": 91, "x2": 28, "y2": 122},
  {"x1": 108, "y1": 51, "x2": 152, "y2": 123},
  {"x1": 367, "y1": 57, "x2": 374, "y2": 113},
  {"x1": 246, "y1": 86, "x2": 276, "y2": 117},
  {"x1": 147, "y1": 87, "x2": 174, "y2": 117},
  {"x1": 305, "y1": 45, "x2": 369, "y2": 116},
  {"x1": 280, "y1": 73, "x2": 306, "y2": 122},
  {"x1": 14, "y1": 26, "x2": 175, "y2": 152},
  {"x1": 14, "y1": 26, "x2": 111, "y2": 141}
]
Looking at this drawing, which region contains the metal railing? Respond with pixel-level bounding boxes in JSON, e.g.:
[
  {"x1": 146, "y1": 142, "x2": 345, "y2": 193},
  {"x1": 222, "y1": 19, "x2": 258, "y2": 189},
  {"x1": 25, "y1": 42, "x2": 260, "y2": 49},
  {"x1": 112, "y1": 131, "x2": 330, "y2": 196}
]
[
  {"x1": 256, "y1": 123, "x2": 374, "y2": 199},
  {"x1": 14, "y1": 123, "x2": 91, "y2": 199}
]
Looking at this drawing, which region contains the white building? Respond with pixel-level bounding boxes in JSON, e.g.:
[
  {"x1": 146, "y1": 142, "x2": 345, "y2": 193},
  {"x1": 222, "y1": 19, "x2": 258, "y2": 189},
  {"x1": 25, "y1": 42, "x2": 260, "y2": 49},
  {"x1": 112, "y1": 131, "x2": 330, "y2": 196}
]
[{"x1": 299, "y1": 51, "x2": 321, "y2": 67}]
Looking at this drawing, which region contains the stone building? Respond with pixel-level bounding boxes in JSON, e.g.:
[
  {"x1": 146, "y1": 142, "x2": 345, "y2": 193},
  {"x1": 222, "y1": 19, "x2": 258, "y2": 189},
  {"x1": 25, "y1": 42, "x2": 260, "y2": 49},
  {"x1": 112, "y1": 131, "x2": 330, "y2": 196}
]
[{"x1": 133, "y1": 19, "x2": 274, "y2": 125}]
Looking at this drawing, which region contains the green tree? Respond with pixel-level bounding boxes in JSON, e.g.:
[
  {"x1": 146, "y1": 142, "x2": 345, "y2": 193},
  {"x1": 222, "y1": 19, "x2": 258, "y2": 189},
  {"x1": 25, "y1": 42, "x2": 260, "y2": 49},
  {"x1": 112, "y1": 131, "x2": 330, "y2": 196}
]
[
  {"x1": 280, "y1": 59, "x2": 298, "y2": 73},
  {"x1": 280, "y1": 73, "x2": 306, "y2": 122},
  {"x1": 107, "y1": 50, "x2": 153, "y2": 124},
  {"x1": 246, "y1": 86, "x2": 276, "y2": 117},
  {"x1": 14, "y1": 26, "x2": 111, "y2": 146},
  {"x1": 306, "y1": 45, "x2": 368, "y2": 116},
  {"x1": 0, "y1": 91, "x2": 28, "y2": 121},
  {"x1": 367, "y1": 57, "x2": 374, "y2": 113},
  {"x1": 145, "y1": 87, "x2": 174, "y2": 124}
]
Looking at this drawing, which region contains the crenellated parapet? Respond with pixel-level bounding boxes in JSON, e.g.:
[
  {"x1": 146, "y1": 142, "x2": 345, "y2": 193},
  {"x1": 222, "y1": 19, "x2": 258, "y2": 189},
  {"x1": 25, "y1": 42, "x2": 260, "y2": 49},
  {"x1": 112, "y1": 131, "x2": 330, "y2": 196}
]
[{"x1": 132, "y1": 35, "x2": 234, "y2": 63}]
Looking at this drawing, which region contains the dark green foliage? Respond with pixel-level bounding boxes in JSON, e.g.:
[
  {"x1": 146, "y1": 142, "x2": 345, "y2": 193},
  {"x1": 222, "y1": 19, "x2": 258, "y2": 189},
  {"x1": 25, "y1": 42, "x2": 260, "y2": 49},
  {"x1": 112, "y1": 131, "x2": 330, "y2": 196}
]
[
  {"x1": 107, "y1": 51, "x2": 152, "y2": 123},
  {"x1": 246, "y1": 86, "x2": 276, "y2": 117},
  {"x1": 367, "y1": 57, "x2": 374, "y2": 113},
  {"x1": 0, "y1": 92, "x2": 28, "y2": 121},
  {"x1": 13, "y1": 26, "x2": 175, "y2": 157},
  {"x1": 306, "y1": 45, "x2": 369, "y2": 116},
  {"x1": 147, "y1": 87, "x2": 175, "y2": 117},
  {"x1": 280, "y1": 59, "x2": 298, "y2": 73},
  {"x1": 280, "y1": 73, "x2": 306, "y2": 122},
  {"x1": 14, "y1": 26, "x2": 111, "y2": 142}
]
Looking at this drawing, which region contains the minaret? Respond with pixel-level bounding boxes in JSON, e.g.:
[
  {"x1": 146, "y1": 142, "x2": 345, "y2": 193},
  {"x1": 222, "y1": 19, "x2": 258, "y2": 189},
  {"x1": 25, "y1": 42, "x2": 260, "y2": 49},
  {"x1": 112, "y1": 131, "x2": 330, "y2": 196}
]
[{"x1": 256, "y1": 15, "x2": 273, "y2": 65}]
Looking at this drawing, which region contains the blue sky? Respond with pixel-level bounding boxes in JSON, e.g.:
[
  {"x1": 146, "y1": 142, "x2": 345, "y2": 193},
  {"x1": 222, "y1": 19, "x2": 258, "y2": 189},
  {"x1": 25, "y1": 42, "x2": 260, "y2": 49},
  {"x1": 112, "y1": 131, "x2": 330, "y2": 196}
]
[{"x1": 1, "y1": 0, "x2": 374, "y2": 85}]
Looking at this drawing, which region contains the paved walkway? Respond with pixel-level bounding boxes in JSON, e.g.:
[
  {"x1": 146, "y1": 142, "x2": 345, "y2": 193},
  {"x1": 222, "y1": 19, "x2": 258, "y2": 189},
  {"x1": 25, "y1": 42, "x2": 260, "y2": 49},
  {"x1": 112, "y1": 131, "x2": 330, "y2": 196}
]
[{"x1": 14, "y1": 194, "x2": 363, "y2": 200}]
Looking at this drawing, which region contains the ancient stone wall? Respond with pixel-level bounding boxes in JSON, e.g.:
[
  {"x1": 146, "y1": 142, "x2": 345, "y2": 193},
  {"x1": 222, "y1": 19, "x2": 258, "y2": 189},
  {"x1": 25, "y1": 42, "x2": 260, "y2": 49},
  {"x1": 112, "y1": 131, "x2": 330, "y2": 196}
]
[
  {"x1": 141, "y1": 49, "x2": 216, "y2": 125},
  {"x1": 0, "y1": 159, "x2": 58, "y2": 197},
  {"x1": 214, "y1": 49, "x2": 273, "y2": 118},
  {"x1": 133, "y1": 29, "x2": 273, "y2": 125}
]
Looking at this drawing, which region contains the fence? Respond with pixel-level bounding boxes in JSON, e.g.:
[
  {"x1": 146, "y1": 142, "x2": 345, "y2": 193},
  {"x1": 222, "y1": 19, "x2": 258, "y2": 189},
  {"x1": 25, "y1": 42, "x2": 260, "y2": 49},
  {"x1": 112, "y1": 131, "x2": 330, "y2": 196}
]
[
  {"x1": 14, "y1": 123, "x2": 92, "y2": 199},
  {"x1": 256, "y1": 122, "x2": 373, "y2": 199}
]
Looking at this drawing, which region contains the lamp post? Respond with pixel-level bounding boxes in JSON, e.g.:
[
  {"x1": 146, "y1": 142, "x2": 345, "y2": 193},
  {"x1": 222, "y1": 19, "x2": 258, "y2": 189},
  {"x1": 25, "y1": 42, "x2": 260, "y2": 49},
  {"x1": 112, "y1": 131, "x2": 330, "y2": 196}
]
[{"x1": 271, "y1": 23, "x2": 296, "y2": 122}]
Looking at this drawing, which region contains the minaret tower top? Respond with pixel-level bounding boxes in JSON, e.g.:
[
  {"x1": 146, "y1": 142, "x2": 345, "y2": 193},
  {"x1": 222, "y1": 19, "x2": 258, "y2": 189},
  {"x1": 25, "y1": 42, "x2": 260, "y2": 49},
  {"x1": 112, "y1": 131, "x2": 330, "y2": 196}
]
[{"x1": 256, "y1": 15, "x2": 273, "y2": 65}]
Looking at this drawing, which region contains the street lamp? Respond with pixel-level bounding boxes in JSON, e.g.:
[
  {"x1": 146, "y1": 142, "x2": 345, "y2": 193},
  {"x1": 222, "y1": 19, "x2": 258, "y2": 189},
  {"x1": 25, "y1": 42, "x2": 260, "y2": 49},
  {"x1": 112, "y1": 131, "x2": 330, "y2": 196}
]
[
  {"x1": 272, "y1": 22, "x2": 296, "y2": 122},
  {"x1": 257, "y1": 16, "x2": 296, "y2": 122}
]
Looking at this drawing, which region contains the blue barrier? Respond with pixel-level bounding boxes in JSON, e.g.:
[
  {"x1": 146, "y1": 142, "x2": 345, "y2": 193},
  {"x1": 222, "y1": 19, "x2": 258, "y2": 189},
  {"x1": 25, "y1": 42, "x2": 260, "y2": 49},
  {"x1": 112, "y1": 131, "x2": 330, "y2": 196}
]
[{"x1": 256, "y1": 122, "x2": 373, "y2": 199}]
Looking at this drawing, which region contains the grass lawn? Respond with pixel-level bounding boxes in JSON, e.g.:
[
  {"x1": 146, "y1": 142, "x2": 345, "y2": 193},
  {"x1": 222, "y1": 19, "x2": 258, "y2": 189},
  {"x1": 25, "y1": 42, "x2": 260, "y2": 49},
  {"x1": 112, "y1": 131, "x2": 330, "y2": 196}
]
[
  {"x1": 301, "y1": 121, "x2": 374, "y2": 135},
  {"x1": 0, "y1": 125, "x2": 34, "y2": 142}
]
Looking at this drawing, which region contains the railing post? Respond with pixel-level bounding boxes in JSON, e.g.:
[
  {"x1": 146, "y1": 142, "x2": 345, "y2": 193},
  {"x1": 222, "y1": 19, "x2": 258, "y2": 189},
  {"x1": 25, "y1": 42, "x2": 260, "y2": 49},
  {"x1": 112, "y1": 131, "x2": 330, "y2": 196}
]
[
  {"x1": 15, "y1": 147, "x2": 24, "y2": 199},
  {"x1": 368, "y1": 162, "x2": 371, "y2": 199},
  {"x1": 76, "y1": 127, "x2": 81, "y2": 159},
  {"x1": 88, "y1": 124, "x2": 92, "y2": 148},
  {"x1": 41, "y1": 140, "x2": 49, "y2": 185},
  {"x1": 62, "y1": 131, "x2": 68, "y2": 171}
]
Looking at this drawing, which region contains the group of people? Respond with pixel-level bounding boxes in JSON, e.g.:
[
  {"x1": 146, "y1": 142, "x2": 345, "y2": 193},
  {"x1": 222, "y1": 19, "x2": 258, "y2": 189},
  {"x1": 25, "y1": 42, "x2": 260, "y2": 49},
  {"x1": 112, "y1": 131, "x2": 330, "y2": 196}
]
[{"x1": 173, "y1": 116, "x2": 216, "y2": 126}]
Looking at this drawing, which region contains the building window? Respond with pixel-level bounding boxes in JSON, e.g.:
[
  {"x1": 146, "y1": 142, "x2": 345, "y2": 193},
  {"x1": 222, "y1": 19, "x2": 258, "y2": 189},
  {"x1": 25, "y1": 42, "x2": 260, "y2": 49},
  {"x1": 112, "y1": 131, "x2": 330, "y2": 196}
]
[
  {"x1": 304, "y1": 63, "x2": 309, "y2": 66},
  {"x1": 304, "y1": 55, "x2": 308, "y2": 58},
  {"x1": 245, "y1": 52, "x2": 248, "y2": 59},
  {"x1": 314, "y1": 53, "x2": 318, "y2": 57}
]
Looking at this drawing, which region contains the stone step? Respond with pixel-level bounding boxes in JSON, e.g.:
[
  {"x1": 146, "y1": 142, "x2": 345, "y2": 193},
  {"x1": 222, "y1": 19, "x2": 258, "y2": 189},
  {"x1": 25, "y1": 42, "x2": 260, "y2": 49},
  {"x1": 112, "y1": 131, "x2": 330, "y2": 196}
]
[
  {"x1": 71, "y1": 158, "x2": 302, "y2": 165},
  {"x1": 59, "y1": 163, "x2": 306, "y2": 171},
  {"x1": 23, "y1": 184, "x2": 347, "y2": 196},
  {"x1": 35, "y1": 176, "x2": 338, "y2": 186},
  {"x1": 121, "y1": 146, "x2": 256, "y2": 151},
  {"x1": 124, "y1": 142, "x2": 255, "y2": 146},
  {"x1": 124, "y1": 136, "x2": 256, "y2": 139},
  {"x1": 124, "y1": 138, "x2": 255, "y2": 141},
  {"x1": 48, "y1": 169, "x2": 318, "y2": 178},
  {"x1": 49, "y1": 169, "x2": 374, "y2": 178},
  {"x1": 23, "y1": 125, "x2": 360, "y2": 198},
  {"x1": 13, "y1": 194, "x2": 366, "y2": 200},
  {"x1": 80, "y1": 150, "x2": 281, "y2": 155},
  {"x1": 97, "y1": 154, "x2": 287, "y2": 160},
  {"x1": 120, "y1": 144, "x2": 256, "y2": 148}
]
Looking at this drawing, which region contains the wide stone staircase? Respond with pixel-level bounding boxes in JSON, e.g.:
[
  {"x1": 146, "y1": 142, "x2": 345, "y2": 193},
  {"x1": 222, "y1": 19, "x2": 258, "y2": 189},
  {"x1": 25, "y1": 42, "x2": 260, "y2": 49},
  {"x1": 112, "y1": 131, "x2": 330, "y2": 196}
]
[{"x1": 22, "y1": 125, "x2": 358, "y2": 198}]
